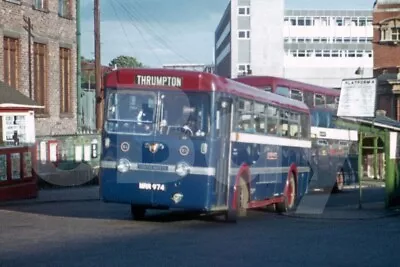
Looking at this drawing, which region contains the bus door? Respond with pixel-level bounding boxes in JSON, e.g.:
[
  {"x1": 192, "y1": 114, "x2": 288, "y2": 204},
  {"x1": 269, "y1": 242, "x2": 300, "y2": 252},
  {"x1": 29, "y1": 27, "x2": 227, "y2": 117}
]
[{"x1": 214, "y1": 97, "x2": 233, "y2": 208}]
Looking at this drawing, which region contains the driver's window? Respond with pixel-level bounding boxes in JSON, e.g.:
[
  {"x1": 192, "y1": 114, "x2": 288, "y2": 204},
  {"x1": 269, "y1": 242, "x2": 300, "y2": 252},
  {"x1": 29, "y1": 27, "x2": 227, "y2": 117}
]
[{"x1": 159, "y1": 92, "x2": 210, "y2": 136}]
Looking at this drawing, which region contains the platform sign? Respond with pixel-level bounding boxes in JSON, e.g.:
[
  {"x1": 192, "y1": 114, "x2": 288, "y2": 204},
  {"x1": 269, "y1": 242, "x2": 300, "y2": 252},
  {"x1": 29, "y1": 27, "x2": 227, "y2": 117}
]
[{"x1": 337, "y1": 78, "x2": 377, "y2": 118}]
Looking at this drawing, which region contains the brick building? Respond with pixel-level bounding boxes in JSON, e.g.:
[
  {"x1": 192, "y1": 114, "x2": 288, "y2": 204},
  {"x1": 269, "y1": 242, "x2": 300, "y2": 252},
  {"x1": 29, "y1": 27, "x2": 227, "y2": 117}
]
[
  {"x1": 0, "y1": 0, "x2": 77, "y2": 136},
  {"x1": 373, "y1": 0, "x2": 400, "y2": 120}
]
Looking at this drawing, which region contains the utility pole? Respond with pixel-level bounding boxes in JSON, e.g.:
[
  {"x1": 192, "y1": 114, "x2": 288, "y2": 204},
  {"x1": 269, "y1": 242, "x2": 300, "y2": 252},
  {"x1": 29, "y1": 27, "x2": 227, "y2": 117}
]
[
  {"x1": 94, "y1": 0, "x2": 102, "y2": 131},
  {"x1": 23, "y1": 16, "x2": 33, "y2": 99},
  {"x1": 76, "y1": 0, "x2": 82, "y2": 131}
]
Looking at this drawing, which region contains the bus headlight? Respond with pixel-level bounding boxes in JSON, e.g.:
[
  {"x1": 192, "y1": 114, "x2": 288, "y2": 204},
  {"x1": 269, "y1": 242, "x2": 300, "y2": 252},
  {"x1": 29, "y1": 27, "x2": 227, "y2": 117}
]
[
  {"x1": 104, "y1": 138, "x2": 110, "y2": 148},
  {"x1": 117, "y1": 158, "x2": 130, "y2": 173},
  {"x1": 175, "y1": 161, "x2": 190, "y2": 177}
]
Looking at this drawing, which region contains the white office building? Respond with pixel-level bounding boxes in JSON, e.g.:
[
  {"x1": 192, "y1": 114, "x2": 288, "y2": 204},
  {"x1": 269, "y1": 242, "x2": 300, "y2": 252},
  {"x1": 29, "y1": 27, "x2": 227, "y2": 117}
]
[
  {"x1": 284, "y1": 10, "x2": 373, "y2": 88},
  {"x1": 214, "y1": 0, "x2": 285, "y2": 79},
  {"x1": 214, "y1": 0, "x2": 374, "y2": 89}
]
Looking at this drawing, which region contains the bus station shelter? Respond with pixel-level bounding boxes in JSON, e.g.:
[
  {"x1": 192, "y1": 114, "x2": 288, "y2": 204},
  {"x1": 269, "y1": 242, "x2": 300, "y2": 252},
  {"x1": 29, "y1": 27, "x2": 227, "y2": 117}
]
[{"x1": 336, "y1": 113, "x2": 400, "y2": 208}]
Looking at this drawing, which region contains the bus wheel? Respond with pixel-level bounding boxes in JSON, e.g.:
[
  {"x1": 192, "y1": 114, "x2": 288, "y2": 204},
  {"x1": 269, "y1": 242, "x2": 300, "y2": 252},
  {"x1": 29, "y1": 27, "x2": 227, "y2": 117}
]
[
  {"x1": 236, "y1": 177, "x2": 249, "y2": 217},
  {"x1": 131, "y1": 205, "x2": 146, "y2": 220},
  {"x1": 276, "y1": 172, "x2": 296, "y2": 213},
  {"x1": 222, "y1": 177, "x2": 248, "y2": 223},
  {"x1": 332, "y1": 170, "x2": 344, "y2": 193}
]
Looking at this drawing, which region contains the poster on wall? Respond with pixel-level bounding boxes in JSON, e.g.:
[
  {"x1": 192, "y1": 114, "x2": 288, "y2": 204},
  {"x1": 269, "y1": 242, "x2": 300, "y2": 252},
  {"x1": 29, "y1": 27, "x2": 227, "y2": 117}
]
[
  {"x1": 23, "y1": 152, "x2": 32, "y2": 178},
  {"x1": 2, "y1": 115, "x2": 27, "y2": 143},
  {"x1": 11, "y1": 153, "x2": 20, "y2": 180},
  {"x1": 0, "y1": 155, "x2": 7, "y2": 181}
]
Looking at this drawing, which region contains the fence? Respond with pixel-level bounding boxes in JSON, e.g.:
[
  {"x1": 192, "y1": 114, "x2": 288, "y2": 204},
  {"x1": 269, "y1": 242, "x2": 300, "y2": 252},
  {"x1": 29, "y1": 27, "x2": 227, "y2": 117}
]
[
  {"x1": 80, "y1": 88, "x2": 97, "y2": 132},
  {"x1": 35, "y1": 132, "x2": 101, "y2": 188}
]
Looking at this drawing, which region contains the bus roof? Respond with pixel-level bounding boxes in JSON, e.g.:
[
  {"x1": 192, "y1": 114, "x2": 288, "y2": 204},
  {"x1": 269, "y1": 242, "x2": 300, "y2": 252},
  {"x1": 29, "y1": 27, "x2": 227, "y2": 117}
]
[
  {"x1": 234, "y1": 75, "x2": 340, "y2": 97},
  {"x1": 104, "y1": 68, "x2": 309, "y2": 113}
]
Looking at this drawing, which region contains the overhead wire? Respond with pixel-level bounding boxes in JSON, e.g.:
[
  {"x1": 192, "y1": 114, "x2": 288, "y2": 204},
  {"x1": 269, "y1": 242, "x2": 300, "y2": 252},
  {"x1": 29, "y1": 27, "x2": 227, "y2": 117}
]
[
  {"x1": 108, "y1": 0, "x2": 163, "y2": 66},
  {"x1": 115, "y1": 0, "x2": 193, "y2": 63}
]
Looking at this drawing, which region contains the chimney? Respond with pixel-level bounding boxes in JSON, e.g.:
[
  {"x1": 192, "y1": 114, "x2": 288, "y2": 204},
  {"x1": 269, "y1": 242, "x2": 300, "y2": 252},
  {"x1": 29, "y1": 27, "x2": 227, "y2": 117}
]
[{"x1": 376, "y1": 109, "x2": 387, "y2": 116}]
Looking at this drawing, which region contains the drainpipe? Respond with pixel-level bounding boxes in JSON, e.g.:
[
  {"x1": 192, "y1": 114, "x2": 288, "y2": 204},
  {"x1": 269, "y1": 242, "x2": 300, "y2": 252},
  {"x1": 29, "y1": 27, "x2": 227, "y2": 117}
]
[{"x1": 76, "y1": 0, "x2": 82, "y2": 131}]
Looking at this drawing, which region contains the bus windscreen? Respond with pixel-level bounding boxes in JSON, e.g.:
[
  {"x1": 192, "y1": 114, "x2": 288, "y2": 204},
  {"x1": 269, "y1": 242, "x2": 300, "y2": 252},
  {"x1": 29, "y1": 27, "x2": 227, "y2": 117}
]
[{"x1": 105, "y1": 89, "x2": 210, "y2": 137}]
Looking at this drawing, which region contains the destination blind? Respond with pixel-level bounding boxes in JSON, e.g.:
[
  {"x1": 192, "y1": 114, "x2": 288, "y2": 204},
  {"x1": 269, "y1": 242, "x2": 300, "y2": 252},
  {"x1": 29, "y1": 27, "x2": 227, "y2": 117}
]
[{"x1": 135, "y1": 75, "x2": 183, "y2": 87}]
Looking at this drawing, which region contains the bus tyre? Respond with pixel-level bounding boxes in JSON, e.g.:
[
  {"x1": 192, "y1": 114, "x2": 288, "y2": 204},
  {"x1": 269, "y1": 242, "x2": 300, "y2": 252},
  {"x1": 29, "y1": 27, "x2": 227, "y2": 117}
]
[
  {"x1": 236, "y1": 177, "x2": 249, "y2": 217},
  {"x1": 222, "y1": 177, "x2": 248, "y2": 223},
  {"x1": 276, "y1": 172, "x2": 296, "y2": 213},
  {"x1": 332, "y1": 170, "x2": 344, "y2": 193},
  {"x1": 131, "y1": 205, "x2": 146, "y2": 220}
]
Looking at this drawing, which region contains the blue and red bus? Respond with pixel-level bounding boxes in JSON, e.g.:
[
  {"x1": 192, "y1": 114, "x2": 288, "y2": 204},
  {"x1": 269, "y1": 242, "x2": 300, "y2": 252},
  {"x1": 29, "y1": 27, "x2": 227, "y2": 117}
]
[{"x1": 99, "y1": 68, "x2": 312, "y2": 222}]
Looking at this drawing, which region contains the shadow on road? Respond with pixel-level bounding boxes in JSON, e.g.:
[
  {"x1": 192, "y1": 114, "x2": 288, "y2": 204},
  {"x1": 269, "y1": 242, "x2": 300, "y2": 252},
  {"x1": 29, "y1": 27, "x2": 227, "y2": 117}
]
[{"x1": 0, "y1": 187, "x2": 386, "y2": 223}]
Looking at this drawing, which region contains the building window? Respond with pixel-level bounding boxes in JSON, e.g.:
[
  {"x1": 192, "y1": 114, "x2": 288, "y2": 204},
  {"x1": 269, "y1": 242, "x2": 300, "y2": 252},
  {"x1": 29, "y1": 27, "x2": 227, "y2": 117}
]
[
  {"x1": 392, "y1": 27, "x2": 400, "y2": 41},
  {"x1": 58, "y1": 0, "x2": 71, "y2": 18},
  {"x1": 238, "y1": 30, "x2": 250, "y2": 39},
  {"x1": 33, "y1": 42, "x2": 47, "y2": 114},
  {"x1": 238, "y1": 7, "x2": 250, "y2": 15},
  {"x1": 59, "y1": 47, "x2": 72, "y2": 114},
  {"x1": 33, "y1": 0, "x2": 48, "y2": 10},
  {"x1": 237, "y1": 64, "x2": 251, "y2": 75},
  {"x1": 3, "y1": 37, "x2": 19, "y2": 90}
]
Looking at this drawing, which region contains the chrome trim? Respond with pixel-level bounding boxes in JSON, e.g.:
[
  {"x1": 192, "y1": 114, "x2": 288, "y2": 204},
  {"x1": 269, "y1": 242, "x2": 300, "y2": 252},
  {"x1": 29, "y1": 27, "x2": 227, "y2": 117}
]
[
  {"x1": 228, "y1": 166, "x2": 311, "y2": 176},
  {"x1": 100, "y1": 160, "x2": 216, "y2": 176}
]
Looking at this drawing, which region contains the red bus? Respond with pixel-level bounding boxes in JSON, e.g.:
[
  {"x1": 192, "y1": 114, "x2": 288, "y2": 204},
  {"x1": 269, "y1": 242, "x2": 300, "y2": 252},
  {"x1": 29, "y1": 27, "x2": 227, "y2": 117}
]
[
  {"x1": 234, "y1": 75, "x2": 359, "y2": 193},
  {"x1": 99, "y1": 68, "x2": 312, "y2": 222},
  {"x1": 234, "y1": 76, "x2": 340, "y2": 108}
]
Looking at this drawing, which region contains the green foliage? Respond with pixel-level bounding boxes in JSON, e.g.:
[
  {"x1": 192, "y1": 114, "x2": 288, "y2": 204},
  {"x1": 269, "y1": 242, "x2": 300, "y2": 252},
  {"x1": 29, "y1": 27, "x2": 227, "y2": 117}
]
[{"x1": 109, "y1": 55, "x2": 144, "y2": 68}]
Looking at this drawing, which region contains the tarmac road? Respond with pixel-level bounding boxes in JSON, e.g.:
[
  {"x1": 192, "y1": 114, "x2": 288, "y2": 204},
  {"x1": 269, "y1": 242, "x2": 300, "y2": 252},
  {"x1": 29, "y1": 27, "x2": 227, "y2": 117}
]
[{"x1": 0, "y1": 187, "x2": 399, "y2": 267}]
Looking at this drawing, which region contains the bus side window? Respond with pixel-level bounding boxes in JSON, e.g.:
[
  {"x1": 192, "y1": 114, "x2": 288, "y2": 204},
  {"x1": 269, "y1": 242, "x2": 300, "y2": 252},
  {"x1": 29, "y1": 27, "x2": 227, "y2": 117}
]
[
  {"x1": 289, "y1": 111, "x2": 300, "y2": 138},
  {"x1": 266, "y1": 105, "x2": 278, "y2": 135},
  {"x1": 254, "y1": 102, "x2": 266, "y2": 134},
  {"x1": 290, "y1": 89, "x2": 303, "y2": 102},
  {"x1": 236, "y1": 99, "x2": 254, "y2": 133},
  {"x1": 278, "y1": 109, "x2": 290, "y2": 137},
  {"x1": 326, "y1": 95, "x2": 336, "y2": 105},
  {"x1": 314, "y1": 94, "x2": 326, "y2": 107},
  {"x1": 276, "y1": 86, "x2": 290, "y2": 97}
]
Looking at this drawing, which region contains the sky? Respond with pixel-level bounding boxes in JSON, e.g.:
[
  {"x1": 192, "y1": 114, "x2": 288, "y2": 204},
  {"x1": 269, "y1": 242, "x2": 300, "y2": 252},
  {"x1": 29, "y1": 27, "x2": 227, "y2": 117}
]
[{"x1": 80, "y1": 0, "x2": 376, "y2": 67}]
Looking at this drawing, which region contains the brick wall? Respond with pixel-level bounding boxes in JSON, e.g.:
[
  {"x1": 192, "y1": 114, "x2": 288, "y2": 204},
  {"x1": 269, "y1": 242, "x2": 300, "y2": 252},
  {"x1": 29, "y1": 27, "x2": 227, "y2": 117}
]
[
  {"x1": 0, "y1": 0, "x2": 77, "y2": 136},
  {"x1": 373, "y1": 4, "x2": 400, "y2": 75}
]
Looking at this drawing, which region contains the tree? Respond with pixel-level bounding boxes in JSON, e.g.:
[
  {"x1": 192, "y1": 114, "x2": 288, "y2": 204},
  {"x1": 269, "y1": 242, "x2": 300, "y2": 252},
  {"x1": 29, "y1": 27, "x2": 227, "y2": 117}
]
[
  {"x1": 109, "y1": 55, "x2": 144, "y2": 68},
  {"x1": 80, "y1": 56, "x2": 95, "y2": 86}
]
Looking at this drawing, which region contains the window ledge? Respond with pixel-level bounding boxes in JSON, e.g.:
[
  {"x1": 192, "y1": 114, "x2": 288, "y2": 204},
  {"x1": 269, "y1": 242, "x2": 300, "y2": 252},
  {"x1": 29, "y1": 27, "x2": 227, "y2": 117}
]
[
  {"x1": 35, "y1": 113, "x2": 50, "y2": 119},
  {"x1": 33, "y1": 6, "x2": 49, "y2": 13},
  {"x1": 58, "y1": 14, "x2": 74, "y2": 20},
  {"x1": 59, "y1": 113, "x2": 74, "y2": 119},
  {"x1": 3, "y1": 0, "x2": 21, "y2": 5}
]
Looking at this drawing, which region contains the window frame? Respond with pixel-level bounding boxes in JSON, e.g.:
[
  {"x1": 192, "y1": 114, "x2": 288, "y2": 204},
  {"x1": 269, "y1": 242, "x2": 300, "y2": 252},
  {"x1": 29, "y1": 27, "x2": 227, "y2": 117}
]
[
  {"x1": 33, "y1": 0, "x2": 48, "y2": 11},
  {"x1": 59, "y1": 47, "x2": 72, "y2": 115},
  {"x1": 238, "y1": 6, "x2": 250, "y2": 16},
  {"x1": 33, "y1": 42, "x2": 48, "y2": 115},
  {"x1": 58, "y1": 0, "x2": 72, "y2": 19},
  {"x1": 238, "y1": 30, "x2": 250, "y2": 39},
  {"x1": 3, "y1": 36, "x2": 20, "y2": 90}
]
